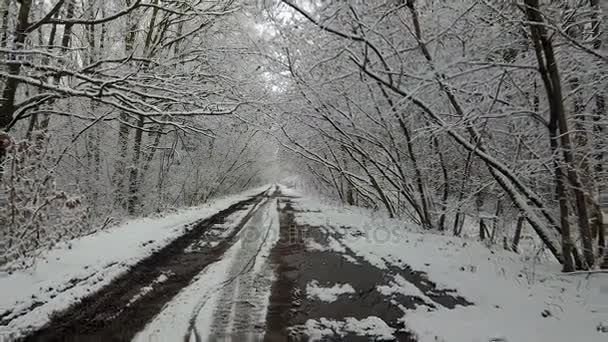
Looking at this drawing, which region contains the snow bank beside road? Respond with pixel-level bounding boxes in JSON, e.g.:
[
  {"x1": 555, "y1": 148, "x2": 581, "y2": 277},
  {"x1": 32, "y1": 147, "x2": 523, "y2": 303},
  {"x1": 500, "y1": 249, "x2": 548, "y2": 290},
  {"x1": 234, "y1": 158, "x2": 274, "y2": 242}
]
[{"x1": 0, "y1": 185, "x2": 269, "y2": 338}]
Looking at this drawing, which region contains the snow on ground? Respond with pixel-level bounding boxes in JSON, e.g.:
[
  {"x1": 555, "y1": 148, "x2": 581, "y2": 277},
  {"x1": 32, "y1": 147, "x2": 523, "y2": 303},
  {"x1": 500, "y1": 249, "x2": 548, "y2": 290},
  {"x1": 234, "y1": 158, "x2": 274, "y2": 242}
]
[
  {"x1": 0, "y1": 185, "x2": 269, "y2": 336},
  {"x1": 134, "y1": 195, "x2": 280, "y2": 341},
  {"x1": 305, "y1": 316, "x2": 396, "y2": 341},
  {"x1": 282, "y1": 185, "x2": 607, "y2": 342},
  {"x1": 306, "y1": 280, "x2": 355, "y2": 302}
]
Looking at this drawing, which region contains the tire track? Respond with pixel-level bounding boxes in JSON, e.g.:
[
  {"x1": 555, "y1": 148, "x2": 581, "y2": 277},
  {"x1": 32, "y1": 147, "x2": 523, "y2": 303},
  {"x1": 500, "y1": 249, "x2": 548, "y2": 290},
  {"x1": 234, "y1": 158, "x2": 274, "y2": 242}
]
[{"x1": 186, "y1": 192, "x2": 279, "y2": 342}]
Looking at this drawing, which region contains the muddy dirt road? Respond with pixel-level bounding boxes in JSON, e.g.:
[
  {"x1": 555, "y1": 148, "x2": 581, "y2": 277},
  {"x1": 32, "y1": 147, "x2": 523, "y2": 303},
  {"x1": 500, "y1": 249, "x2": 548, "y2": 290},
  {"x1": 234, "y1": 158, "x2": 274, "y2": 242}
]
[
  {"x1": 22, "y1": 189, "x2": 274, "y2": 342},
  {"x1": 16, "y1": 187, "x2": 471, "y2": 341}
]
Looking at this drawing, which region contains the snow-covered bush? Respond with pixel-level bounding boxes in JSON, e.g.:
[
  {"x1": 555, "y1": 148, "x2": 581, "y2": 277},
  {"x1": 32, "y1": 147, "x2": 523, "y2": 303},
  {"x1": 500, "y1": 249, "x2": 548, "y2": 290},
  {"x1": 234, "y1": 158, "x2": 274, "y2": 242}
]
[{"x1": 0, "y1": 133, "x2": 89, "y2": 267}]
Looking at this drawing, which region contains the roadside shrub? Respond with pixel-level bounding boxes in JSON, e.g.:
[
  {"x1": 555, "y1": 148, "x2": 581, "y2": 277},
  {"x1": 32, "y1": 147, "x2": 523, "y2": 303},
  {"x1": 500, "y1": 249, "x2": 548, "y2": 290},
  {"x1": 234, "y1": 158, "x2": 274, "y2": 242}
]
[{"x1": 0, "y1": 133, "x2": 89, "y2": 268}]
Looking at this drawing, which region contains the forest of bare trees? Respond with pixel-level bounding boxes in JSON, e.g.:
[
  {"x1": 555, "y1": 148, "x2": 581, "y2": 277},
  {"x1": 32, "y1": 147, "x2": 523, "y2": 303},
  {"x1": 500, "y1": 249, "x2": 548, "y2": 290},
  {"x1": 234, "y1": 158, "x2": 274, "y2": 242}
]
[
  {"x1": 270, "y1": 0, "x2": 607, "y2": 271},
  {"x1": 0, "y1": 0, "x2": 279, "y2": 264},
  {"x1": 0, "y1": 0, "x2": 606, "y2": 272}
]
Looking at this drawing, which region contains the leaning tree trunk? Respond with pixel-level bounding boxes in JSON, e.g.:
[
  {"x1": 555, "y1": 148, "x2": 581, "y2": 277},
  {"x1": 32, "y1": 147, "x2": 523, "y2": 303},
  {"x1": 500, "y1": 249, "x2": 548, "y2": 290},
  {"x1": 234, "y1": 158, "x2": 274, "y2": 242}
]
[{"x1": 377, "y1": 85, "x2": 431, "y2": 228}]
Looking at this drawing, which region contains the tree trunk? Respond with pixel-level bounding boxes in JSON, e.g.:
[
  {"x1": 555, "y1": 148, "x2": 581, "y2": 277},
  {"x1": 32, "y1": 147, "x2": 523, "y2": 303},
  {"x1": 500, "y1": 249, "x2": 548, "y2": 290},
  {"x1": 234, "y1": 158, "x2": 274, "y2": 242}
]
[
  {"x1": 454, "y1": 149, "x2": 473, "y2": 236},
  {"x1": 113, "y1": 114, "x2": 130, "y2": 209},
  {"x1": 0, "y1": 0, "x2": 32, "y2": 130},
  {"x1": 377, "y1": 86, "x2": 431, "y2": 227},
  {"x1": 0, "y1": 0, "x2": 10, "y2": 49},
  {"x1": 512, "y1": 215, "x2": 524, "y2": 253},
  {"x1": 550, "y1": 119, "x2": 576, "y2": 272},
  {"x1": 491, "y1": 200, "x2": 502, "y2": 244},
  {"x1": 114, "y1": 1, "x2": 139, "y2": 209},
  {"x1": 40, "y1": 0, "x2": 75, "y2": 131},
  {"x1": 143, "y1": 0, "x2": 159, "y2": 57},
  {"x1": 590, "y1": 0, "x2": 606, "y2": 267},
  {"x1": 525, "y1": 0, "x2": 594, "y2": 268},
  {"x1": 127, "y1": 115, "x2": 144, "y2": 215},
  {"x1": 435, "y1": 137, "x2": 449, "y2": 231},
  {"x1": 344, "y1": 145, "x2": 395, "y2": 217},
  {"x1": 477, "y1": 195, "x2": 486, "y2": 241}
]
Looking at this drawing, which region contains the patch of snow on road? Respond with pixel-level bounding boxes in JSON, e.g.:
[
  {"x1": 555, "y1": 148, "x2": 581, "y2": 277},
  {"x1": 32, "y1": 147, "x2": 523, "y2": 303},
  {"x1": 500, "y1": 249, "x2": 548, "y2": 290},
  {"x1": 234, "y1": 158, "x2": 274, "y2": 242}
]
[
  {"x1": 305, "y1": 316, "x2": 395, "y2": 341},
  {"x1": 183, "y1": 240, "x2": 221, "y2": 253},
  {"x1": 305, "y1": 235, "x2": 345, "y2": 253},
  {"x1": 306, "y1": 280, "x2": 355, "y2": 302},
  {"x1": 377, "y1": 274, "x2": 434, "y2": 305},
  {"x1": 128, "y1": 272, "x2": 172, "y2": 306},
  {"x1": 327, "y1": 235, "x2": 346, "y2": 252},
  {"x1": 306, "y1": 239, "x2": 327, "y2": 252},
  {"x1": 342, "y1": 254, "x2": 359, "y2": 264}
]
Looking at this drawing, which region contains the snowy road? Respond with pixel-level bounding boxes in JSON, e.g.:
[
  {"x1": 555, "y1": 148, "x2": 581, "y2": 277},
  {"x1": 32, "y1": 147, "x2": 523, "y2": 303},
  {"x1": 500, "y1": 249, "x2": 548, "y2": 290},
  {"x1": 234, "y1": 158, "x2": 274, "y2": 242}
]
[
  {"x1": 3, "y1": 185, "x2": 605, "y2": 342},
  {"x1": 135, "y1": 193, "x2": 280, "y2": 341},
  {"x1": 18, "y1": 188, "x2": 275, "y2": 341}
]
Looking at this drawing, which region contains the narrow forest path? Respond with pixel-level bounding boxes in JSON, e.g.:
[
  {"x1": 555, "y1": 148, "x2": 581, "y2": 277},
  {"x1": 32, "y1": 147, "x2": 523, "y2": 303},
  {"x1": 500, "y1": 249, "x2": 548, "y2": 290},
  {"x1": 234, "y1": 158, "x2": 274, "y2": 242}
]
[{"x1": 19, "y1": 189, "x2": 274, "y2": 342}]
